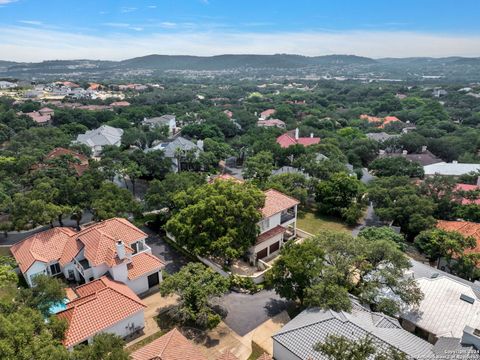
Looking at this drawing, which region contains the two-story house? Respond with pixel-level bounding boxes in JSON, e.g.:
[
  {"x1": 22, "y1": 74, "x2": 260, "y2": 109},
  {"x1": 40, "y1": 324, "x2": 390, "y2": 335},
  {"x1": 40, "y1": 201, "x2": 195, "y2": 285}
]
[
  {"x1": 10, "y1": 218, "x2": 164, "y2": 295},
  {"x1": 142, "y1": 115, "x2": 177, "y2": 135},
  {"x1": 250, "y1": 189, "x2": 300, "y2": 263}
]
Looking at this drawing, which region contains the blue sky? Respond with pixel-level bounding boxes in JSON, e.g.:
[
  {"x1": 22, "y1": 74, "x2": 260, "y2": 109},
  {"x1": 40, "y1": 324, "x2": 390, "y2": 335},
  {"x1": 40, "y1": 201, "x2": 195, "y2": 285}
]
[{"x1": 1, "y1": 0, "x2": 480, "y2": 61}]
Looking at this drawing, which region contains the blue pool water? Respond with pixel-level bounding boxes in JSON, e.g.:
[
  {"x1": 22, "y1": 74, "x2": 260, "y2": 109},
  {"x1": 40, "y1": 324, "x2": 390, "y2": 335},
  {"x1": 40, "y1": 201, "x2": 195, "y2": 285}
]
[{"x1": 49, "y1": 298, "x2": 69, "y2": 314}]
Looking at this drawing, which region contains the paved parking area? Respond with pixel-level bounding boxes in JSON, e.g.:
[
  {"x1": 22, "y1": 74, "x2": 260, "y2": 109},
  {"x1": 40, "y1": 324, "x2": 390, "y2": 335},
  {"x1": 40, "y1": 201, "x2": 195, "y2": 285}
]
[
  {"x1": 214, "y1": 290, "x2": 291, "y2": 336},
  {"x1": 144, "y1": 230, "x2": 190, "y2": 274}
]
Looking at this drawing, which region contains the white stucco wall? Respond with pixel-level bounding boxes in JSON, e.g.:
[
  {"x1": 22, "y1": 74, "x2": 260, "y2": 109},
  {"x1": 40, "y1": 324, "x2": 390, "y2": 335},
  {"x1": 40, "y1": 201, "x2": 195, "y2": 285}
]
[
  {"x1": 25, "y1": 261, "x2": 48, "y2": 287},
  {"x1": 273, "y1": 340, "x2": 301, "y2": 360},
  {"x1": 252, "y1": 232, "x2": 284, "y2": 258},
  {"x1": 68, "y1": 310, "x2": 145, "y2": 349},
  {"x1": 126, "y1": 270, "x2": 163, "y2": 295},
  {"x1": 110, "y1": 263, "x2": 128, "y2": 283}
]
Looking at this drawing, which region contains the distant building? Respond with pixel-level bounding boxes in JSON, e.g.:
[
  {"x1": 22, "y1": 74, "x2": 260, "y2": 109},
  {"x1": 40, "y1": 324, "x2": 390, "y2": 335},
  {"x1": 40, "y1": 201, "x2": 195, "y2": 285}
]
[
  {"x1": 272, "y1": 166, "x2": 308, "y2": 177},
  {"x1": 360, "y1": 114, "x2": 403, "y2": 129},
  {"x1": 147, "y1": 136, "x2": 203, "y2": 173},
  {"x1": 38, "y1": 147, "x2": 89, "y2": 176},
  {"x1": 379, "y1": 147, "x2": 443, "y2": 167},
  {"x1": 276, "y1": 129, "x2": 320, "y2": 148},
  {"x1": 433, "y1": 88, "x2": 448, "y2": 98},
  {"x1": 366, "y1": 132, "x2": 400, "y2": 142},
  {"x1": 259, "y1": 109, "x2": 276, "y2": 120},
  {"x1": 224, "y1": 110, "x2": 233, "y2": 119},
  {"x1": 424, "y1": 161, "x2": 480, "y2": 176},
  {"x1": 110, "y1": 101, "x2": 130, "y2": 108},
  {"x1": 142, "y1": 115, "x2": 177, "y2": 134},
  {"x1": 257, "y1": 119, "x2": 286, "y2": 129},
  {"x1": 74, "y1": 125, "x2": 123, "y2": 156},
  {"x1": 0, "y1": 80, "x2": 17, "y2": 89}
]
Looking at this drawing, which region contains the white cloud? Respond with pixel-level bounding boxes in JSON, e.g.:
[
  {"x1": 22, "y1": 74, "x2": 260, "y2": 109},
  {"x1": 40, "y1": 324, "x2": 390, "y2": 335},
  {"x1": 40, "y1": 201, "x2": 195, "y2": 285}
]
[
  {"x1": 0, "y1": 0, "x2": 17, "y2": 4},
  {"x1": 1, "y1": 26, "x2": 480, "y2": 62},
  {"x1": 147, "y1": 5, "x2": 157, "y2": 9},
  {"x1": 18, "y1": 20, "x2": 43, "y2": 26},
  {"x1": 159, "y1": 22, "x2": 177, "y2": 29},
  {"x1": 120, "y1": 6, "x2": 137, "y2": 13}
]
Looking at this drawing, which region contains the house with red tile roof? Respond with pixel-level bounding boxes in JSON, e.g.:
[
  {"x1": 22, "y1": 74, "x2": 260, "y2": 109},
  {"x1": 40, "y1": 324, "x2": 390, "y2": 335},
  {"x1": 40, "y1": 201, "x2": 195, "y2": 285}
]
[
  {"x1": 257, "y1": 119, "x2": 286, "y2": 129},
  {"x1": 110, "y1": 101, "x2": 130, "y2": 107},
  {"x1": 57, "y1": 276, "x2": 146, "y2": 349},
  {"x1": 454, "y1": 183, "x2": 480, "y2": 205},
  {"x1": 37, "y1": 147, "x2": 90, "y2": 176},
  {"x1": 217, "y1": 349, "x2": 239, "y2": 360},
  {"x1": 251, "y1": 189, "x2": 300, "y2": 262},
  {"x1": 276, "y1": 129, "x2": 320, "y2": 148},
  {"x1": 259, "y1": 109, "x2": 276, "y2": 120},
  {"x1": 360, "y1": 114, "x2": 403, "y2": 129},
  {"x1": 436, "y1": 220, "x2": 480, "y2": 256},
  {"x1": 10, "y1": 218, "x2": 164, "y2": 294},
  {"x1": 130, "y1": 328, "x2": 208, "y2": 360},
  {"x1": 24, "y1": 110, "x2": 53, "y2": 126}
]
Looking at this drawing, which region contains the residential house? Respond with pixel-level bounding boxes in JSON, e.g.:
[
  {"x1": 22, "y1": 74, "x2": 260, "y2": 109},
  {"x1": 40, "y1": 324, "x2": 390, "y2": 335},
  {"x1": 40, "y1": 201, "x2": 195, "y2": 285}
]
[
  {"x1": 379, "y1": 146, "x2": 443, "y2": 167},
  {"x1": 259, "y1": 109, "x2": 276, "y2": 120},
  {"x1": 216, "y1": 350, "x2": 239, "y2": 360},
  {"x1": 110, "y1": 101, "x2": 131, "y2": 107},
  {"x1": 271, "y1": 166, "x2": 308, "y2": 177},
  {"x1": 142, "y1": 115, "x2": 177, "y2": 135},
  {"x1": 74, "y1": 125, "x2": 123, "y2": 156},
  {"x1": 130, "y1": 328, "x2": 208, "y2": 360},
  {"x1": 276, "y1": 129, "x2": 320, "y2": 149},
  {"x1": 147, "y1": 137, "x2": 203, "y2": 173},
  {"x1": 273, "y1": 298, "x2": 435, "y2": 360},
  {"x1": 57, "y1": 276, "x2": 146, "y2": 349},
  {"x1": 366, "y1": 132, "x2": 400, "y2": 142},
  {"x1": 400, "y1": 273, "x2": 480, "y2": 347},
  {"x1": 38, "y1": 147, "x2": 89, "y2": 176},
  {"x1": 0, "y1": 80, "x2": 17, "y2": 89},
  {"x1": 251, "y1": 189, "x2": 300, "y2": 262},
  {"x1": 454, "y1": 182, "x2": 480, "y2": 205},
  {"x1": 433, "y1": 88, "x2": 448, "y2": 98},
  {"x1": 436, "y1": 220, "x2": 480, "y2": 258},
  {"x1": 10, "y1": 218, "x2": 164, "y2": 294},
  {"x1": 424, "y1": 161, "x2": 480, "y2": 176},
  {"x1": 360, "y1": 114, "x2": 403, "y2": 129},
  {"x1": 25, "y1": 110, "x2": 52, "y2": 126},
  {"x1": 257, "y1": 119, "x2": 286, "y2": 129}
]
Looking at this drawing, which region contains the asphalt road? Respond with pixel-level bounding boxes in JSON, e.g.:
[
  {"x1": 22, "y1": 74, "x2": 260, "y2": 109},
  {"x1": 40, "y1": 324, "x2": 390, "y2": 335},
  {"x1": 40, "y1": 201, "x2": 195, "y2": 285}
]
[
  {"x1": 145, "y1": 230, "x2": 190, "y2": 274},
  {"x1": 213, "y1": 290, "x2": 291, "y2": 336}
]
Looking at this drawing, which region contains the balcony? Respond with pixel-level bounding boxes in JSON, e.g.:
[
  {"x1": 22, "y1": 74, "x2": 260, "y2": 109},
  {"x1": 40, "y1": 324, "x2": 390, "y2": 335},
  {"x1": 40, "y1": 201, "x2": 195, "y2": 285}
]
[
  {"x1": 280, "y1": 211, "x2": 295, "y2": 224},
  {"x1": 74, "y1": 258, "x2": 92, "y2": 279}
]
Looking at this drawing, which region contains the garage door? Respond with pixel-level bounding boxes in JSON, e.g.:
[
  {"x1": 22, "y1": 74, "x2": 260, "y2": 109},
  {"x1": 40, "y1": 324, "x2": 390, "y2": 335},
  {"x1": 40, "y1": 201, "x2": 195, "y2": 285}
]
[
  {"x1": 256, "y1": 248, "x2": 268, "y2": 259},
  {"x1": 147, "y1": 272, "x2": 160, "y2": 288},
  {"x1": 269, "y1": 241, "x2": 280, "y2": 254}
]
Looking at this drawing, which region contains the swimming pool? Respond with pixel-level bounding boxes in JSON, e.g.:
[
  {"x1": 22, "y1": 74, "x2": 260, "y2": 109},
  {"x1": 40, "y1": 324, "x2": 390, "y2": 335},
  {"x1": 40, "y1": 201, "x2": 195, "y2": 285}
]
[{"x1": 48, "y1": 298, "x2": 69, "y2": 314}]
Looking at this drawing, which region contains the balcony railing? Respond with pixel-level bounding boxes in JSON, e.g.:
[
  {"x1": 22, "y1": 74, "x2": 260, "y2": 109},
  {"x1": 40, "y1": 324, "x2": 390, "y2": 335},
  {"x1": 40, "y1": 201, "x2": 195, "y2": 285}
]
[{"x1": 280, "y1": 211, "x2": 295, "y2": 224}]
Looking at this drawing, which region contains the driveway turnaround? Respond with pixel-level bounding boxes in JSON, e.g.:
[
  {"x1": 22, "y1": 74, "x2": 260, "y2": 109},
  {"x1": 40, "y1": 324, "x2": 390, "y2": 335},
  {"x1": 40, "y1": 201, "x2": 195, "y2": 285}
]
[
  {"x1": 215, "y1": 290, "x2": 291, "y2": 336},
  {"x1": 145, "y1": 231, "x2": 190, "y2": 274}
]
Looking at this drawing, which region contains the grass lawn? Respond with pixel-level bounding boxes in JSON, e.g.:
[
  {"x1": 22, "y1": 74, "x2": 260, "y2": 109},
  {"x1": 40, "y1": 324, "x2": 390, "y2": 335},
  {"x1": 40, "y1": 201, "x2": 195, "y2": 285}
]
[
  {"x1": 296, "y1": 209, "x2": 352, "y2": 235},
  {"x1": 0, "y1": 247, "x2": 11, "y2": 257},
  {"x1": 126, "y1": 330, "x2": 165, "y2": 353}
]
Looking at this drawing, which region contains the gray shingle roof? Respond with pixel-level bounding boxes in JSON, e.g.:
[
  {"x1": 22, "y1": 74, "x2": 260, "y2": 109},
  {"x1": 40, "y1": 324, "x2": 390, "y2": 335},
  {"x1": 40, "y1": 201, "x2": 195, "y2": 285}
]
[
  {"x1": 273, "y1": 300, "x2": 434, "y2": 360},
  {"x1": 424, "y1": 162, "x2": 480, "y2": 176},
  {"x1": 143, "y1": 114, "x2": 175, "y2": 126},
  {"x1": 366, "y1": 132, "x2": 400, "y2": 142},
  {"x1": 148, "y1": 137, "x2": 200, "y2": 158},
  {"x1": 75, "y1": 125, "x2": 123, "y2": 147}
]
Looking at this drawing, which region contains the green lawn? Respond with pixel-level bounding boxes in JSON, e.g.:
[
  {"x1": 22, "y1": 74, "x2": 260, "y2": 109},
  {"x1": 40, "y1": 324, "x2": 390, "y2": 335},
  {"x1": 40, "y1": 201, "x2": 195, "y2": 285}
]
[
  {"x1": 296, "y1": 209, "x2": 352, "y2": 235},
  {"x1": 0, "y1": 247, "x2": 11, "y2": 257}
]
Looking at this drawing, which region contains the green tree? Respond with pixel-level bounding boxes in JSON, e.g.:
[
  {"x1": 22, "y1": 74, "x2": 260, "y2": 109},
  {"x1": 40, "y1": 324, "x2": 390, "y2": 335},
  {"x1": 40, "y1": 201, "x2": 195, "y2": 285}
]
[
  {"x1": 266, "y1": 172, "x2": 312, "y2": 205},
  {"x1": 20, "y1": 275, "x2": 66, "y2": 317},
  {"x1": 368, "y1": 157, "x2": 424, "y2": 178},
  {"x1": 358, "y1": 226, "x2": 405, "y2": 250},
  {"x1": 315, "y1": 335, "x2": 407, "y2": 360},
  {"x1": 159, "y1": 263, "x2": 229, "y2": 329},
  {"x1": 414, "y1": 228, "x2": 476, "y2": 265},
  {"x1": 315, "y1": 172, "x2": 365, "y2": 225},
  {"x1": 70, "y1": 333, "x2": 129, "y2": 360},
  {"x1": 91, "y1": 182, "x2": 139, "y2": 220},
  {"x1": 166, "y1": 180, "x2": 264, "y2": 261},
  {"x1": 242, "y1": 151, "x2": 274, "y2": 186}
]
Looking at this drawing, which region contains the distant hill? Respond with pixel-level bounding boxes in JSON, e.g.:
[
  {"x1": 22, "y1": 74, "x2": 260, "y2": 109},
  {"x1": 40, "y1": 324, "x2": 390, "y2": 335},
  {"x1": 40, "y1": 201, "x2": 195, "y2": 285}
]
[{"x1": 119, "y1": 54, "x2": 376, "y2": 70}]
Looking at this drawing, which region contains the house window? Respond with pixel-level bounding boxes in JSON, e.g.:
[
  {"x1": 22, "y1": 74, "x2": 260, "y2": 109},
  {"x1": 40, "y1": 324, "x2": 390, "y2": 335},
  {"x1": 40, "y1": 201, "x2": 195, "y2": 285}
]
[
  {"x1": 260, "y1": 218, "x2": 270, "y2": 232},
  {"x1": 49, "y1": 263, "x2": 61, "y2": 275}
]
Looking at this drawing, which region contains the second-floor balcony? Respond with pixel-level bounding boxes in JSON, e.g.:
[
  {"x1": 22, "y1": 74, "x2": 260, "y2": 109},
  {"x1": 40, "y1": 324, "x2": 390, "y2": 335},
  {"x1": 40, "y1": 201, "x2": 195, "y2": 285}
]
[
  {"x1": 280, "y1": 210, "x2": 296, "y2": 224},
  {"x1": 74, "y1": 258, "x2": 92, "y2": 279}
]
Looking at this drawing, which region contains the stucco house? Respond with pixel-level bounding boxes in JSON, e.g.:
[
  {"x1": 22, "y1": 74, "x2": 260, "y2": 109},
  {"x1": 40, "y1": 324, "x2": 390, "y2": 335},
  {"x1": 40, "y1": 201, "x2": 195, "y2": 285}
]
[
  {"x1": 147, "y1": 136, "x2": 203, "y2": 173},
  {"x1": 10, "y1": 218, "x2": 164, "y2": 295},
  {"x1": 250, "y1": 189, "x2": 300, "y2": 262},
  {"x1": 142, "y1": 114, "x2": 177, "y2": 135},
  {"x1": 74, "y1": 125, "x2": 123, "y2": 156},
  {"x1": 57, "y1": 276, "x2": 146, "y2": 349}
]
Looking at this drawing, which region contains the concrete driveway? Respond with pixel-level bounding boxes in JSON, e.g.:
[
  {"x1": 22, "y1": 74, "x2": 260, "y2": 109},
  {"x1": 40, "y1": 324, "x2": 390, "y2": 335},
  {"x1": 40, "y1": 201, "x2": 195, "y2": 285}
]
[
  {"x1": 214, "y1": 290, "x2": 292, "y2": 336},
  {"x1": 144, "y1": 230, "x2": 190, "y2": 274}
]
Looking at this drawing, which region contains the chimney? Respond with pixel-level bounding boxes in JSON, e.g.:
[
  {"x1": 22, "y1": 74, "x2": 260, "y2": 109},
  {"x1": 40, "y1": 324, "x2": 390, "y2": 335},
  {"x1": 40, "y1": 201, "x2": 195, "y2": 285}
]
[
  {"x1": 116, "y1": 240, "x2": 126, "y2": 260},
  {"x1": 295, "y1": 128, "x2": 299, "y2": 140},
  {"x1": 310, "y1": 133, "x2": 314, "y2": 138},
  {"x1": 197, "y1": 139, "x2": 204, "y2": 151},
  {"x1": 402, "y1": 150, "x2": 408, "y2": 155},
  {"x1": 462, "y1": 326, "x2": 480, "y2": 350},
  {"x1": 421, "y1": 145, "x2": 427, "y2": 153}
]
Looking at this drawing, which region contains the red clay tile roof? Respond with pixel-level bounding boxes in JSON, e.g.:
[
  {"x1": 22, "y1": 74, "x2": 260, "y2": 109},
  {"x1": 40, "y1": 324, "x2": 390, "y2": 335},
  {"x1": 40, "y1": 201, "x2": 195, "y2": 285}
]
[
  {"x1": 256, "y1": 225, "x2": 286, "y2": 245},
  {"x1": 44, "y1": 147, "x2": 90, "y2": 176},
  {"x1": 260, "y1": 109, "x2": 276, "y2": 119},
  {"x1": 455, "y1": 184, "x2": 480, "y2": 205},
  {"x1": 10, "y1": 227, "x2": 77, "y2": 273},
  {"x1": 110, "y1": 101, "x2": 130, "y2": 107},
  {"x1": 130, "y1": 328, "x2": 207, "y2": 360},
  {"x1": 25, "y1": 111, "x2": 51, "y2": 124},
  {"x1": 276, "y1": 132, "x2": 320, "y2": 148},
  {"x1": 261, "y1": 189, "x2": 300, "y2": 218},
  {"x1": 436, "y1": 220, "x2": 480, "y2": 255},
  {"x1": 216, "y1": 350, "x2": 239, "y2": 360},
  {"x1": 360, "y1": 114, "x2": 402, "y2": 129},
  {"x1": 127, "y1": 252, "x2": 164, "y2": 280},
  {"x1": 256, "y1": 354, "x2": 273, "y2": 360},
  {"x1": 12, "y1": 218, "x2": 147, "y2": 274},
  {"x1": 57, "y1": 276, "x2": 145, "y2": 347}
]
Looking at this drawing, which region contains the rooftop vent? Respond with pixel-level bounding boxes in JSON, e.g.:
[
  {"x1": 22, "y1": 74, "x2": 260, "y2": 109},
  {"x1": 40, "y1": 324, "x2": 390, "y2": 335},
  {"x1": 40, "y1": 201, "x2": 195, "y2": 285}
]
[
  {"x1": 460, "y1": 294, "x2": 475, "y2": 304},
  {"x1": 430, "y1": 273, "x2": 440, "y2": 279}
]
